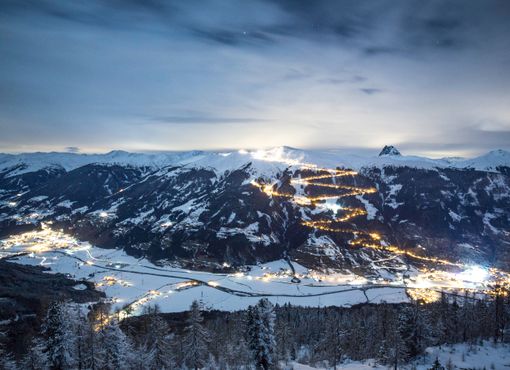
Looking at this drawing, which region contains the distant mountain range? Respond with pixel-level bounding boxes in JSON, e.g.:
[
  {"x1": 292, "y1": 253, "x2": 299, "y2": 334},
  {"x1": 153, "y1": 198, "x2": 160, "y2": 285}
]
[{"x1": 1, "y1": 146, "x2": 509, "y2": 275}]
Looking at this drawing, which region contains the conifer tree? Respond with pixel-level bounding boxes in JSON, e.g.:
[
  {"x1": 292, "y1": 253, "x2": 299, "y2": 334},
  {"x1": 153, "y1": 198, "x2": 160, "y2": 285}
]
[
  {"x1": 183, "y1": 300, "x2": 209, "y2": 370},
  {"x1": 0, "y1": 334, "x2": 16, "y2": 370},
  {"x1": 102, "y1": 320, "x2": 133, "y2": 370},
  {"x1": 429, "y1": 358, "x2": 445, "y2": 370},
  {"x1": 21, "y1": 337, "x2": 49, "y2": 370},
  {"x1": 400, "y1": 303, "x2": 434, "y2": 357},
  {"x1": 42, "y1": 301, "x2": 77, "y2": 370},
  {"x1": 247, "y1": 298, "x2": 276, "y2": 370},
  {"x1": 144, "y1": 305, "x2": 175, "y2": 370}
]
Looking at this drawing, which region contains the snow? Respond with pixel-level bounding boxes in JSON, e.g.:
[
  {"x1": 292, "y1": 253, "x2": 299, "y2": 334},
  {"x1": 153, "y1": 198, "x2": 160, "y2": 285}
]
[
  {"x1": 72, "y1": 283, "x2": 88, "y2": 290},
  {"x1": 71, "y1": 206, "x2": 88, "y2": 214},
  {"x1": 385, "y1": 184, "x2": 404, "y2": 209},
  {"x1": 419, "y1": 341, "x2": 510, "y2": 369},
  {"x1": 217, "y1": 222, "x2": 274, "y2": 246},
  {"x1": 355, "y1": 195, "x2": 377, "y2": 220},
  {"x1": 290, "y1": 341, "x2": 510, "y2": 369},
  {"x1": 226, "y1": 212, "x2": 236, "y2": 224},
  {"x1": 1, "y1": 147, "x2": 509, "y2": 180},
  {"x1": 483, "y1": 211, "x2": 500, "y2": 234},
  {"x1": 315, "y1": 198, "x2": 343, "y2": 214},
  {"x1": 56, "y1": 200, "x2": 75, "y2": 208},
  {"x1": 448, "y1": 210, "x2": 462, "y2": 222},
  {"x1": 309, "y1": 235, "x2": 339, "y2": 255},
  {"x1": 0, "y1": 150, "x2": 204, "y2": 177},
  {"x1": 458, "y1": 242, "x2": 476, "y2": 250},
  {"x1": 0, "y1": 228, "x2": 410, "y2": 315},
  {"x1": 457, "y1": 149, "x2": 510, "y2": 171},
  {"x1": 173, "y1": 200, "x2": 207, "y2": 229},
  {"x1": 120, "y1": 209, "x2": 155, "y2": 225},
  {"x1": 388, "y1": 183, "x2": 403, "y2": 196},
  {"x1": 28, "y1": 195, "x2": 48, "y2": 203}
]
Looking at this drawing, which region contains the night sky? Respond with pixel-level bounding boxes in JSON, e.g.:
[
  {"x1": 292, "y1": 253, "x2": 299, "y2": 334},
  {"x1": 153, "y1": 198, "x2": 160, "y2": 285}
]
[{"x1": 1, "y1": 0, "x2": 510, "y2": 156}]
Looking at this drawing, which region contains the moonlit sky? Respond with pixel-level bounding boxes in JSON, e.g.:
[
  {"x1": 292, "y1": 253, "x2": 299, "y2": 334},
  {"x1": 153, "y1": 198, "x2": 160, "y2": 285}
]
[{"x1": 1, "y1": 0, "x2": 510, "y2": 157}]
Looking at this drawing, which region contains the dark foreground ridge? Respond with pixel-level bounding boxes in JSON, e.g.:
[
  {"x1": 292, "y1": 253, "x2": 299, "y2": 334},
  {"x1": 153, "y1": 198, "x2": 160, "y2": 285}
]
[{"x1": 0, "y1": 260, "x2": 104, "y2": 356}]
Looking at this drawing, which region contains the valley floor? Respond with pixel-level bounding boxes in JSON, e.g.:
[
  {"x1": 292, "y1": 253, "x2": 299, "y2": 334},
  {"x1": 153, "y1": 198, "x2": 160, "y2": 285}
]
[
  {"x1": 0, "y1": 225, "x2": 410, "y2": 317},
  {"x1": 0, "y1": 223, "x2": 502, "y2": 318}
]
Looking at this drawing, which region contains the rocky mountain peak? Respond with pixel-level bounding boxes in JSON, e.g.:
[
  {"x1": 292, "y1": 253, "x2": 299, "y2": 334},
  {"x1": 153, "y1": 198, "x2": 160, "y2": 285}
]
[{"x1": 379, "y1": 145, "x2": 401, "y2": 156}]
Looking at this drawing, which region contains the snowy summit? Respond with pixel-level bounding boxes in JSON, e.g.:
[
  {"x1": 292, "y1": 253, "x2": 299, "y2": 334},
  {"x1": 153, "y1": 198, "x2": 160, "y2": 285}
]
[{"x1": 378, "y1": 145, "x2": 401, "y2": 156}]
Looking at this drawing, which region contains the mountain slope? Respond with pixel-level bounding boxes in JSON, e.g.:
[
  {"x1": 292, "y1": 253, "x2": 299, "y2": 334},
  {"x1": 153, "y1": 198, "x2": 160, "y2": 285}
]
[{"x1": 1, "y1": 147, "x2": 509, "y2": 274}]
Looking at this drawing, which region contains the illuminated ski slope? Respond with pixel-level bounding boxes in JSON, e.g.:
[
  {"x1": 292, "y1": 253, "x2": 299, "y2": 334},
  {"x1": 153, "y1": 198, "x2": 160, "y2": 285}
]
[
  {"x1": 251, "y1": 165, "x2": 468, "y2": 269},
  {"x1": 250, "y1": 163, "x2": 510, "y2": 304}
]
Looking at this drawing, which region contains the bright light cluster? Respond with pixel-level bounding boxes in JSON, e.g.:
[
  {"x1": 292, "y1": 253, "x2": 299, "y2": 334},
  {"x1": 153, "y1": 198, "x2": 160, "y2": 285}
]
[
  {"x1": 457, "y1": 265, "x2": 489, "y2": 283},
  {"x1": 0, "y1": 222, "x2": 86, "y2": 256},
  {"x1": 407, "y1": 288, "x2": 442, "y2": 304},
  {"x1": 95, "y1": 275, "x2": 133, "y2": 288}
]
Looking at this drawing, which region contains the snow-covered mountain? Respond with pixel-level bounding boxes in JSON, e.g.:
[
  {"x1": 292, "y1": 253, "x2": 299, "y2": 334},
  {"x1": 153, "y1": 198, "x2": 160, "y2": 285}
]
[
  {"x1": 1, "y1": 146, "x2": 509, "y2": 273},
  {"x1": 378, "y1": 145, "x2": 401, "y2": 156},
  {"x1": 1, "y1": 146, "x2": 509, "y2": 176}
]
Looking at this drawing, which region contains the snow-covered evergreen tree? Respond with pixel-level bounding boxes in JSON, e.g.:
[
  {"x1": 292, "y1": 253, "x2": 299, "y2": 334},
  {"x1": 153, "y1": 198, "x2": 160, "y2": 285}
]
[
  {"x1": 83, "y1": 316, "x2": 105, "y2": 370},
  {"x1": 275, "y1": 307, "x2": 293, "y2": 365},
  {"x1": 102, "y1": 320, "x2": 133, "y2": 370},
  {"x1": 400, "y1": 303, "x2": 434, "y2": 357},
  {"x1": 324, "y1": 317, "x2": 346, "y2": 370},
  {"x1": 182, "y1": 300, "x2": 209, "y2": 370},
  {"x1": 247, "y1": 298, "x2": 276, "y2": 370},
  {"x1": 429, "y1": 358, "x2": 445, "y2": 370},
  {"x1": 0, "y1": 333, "x2": 16, "y2": 370},
  {"x1": 42, "y1": 301, "x2": 77, "y2": 370},
  {"x1": 20, "y1": 336, "x2": 49, "y2": 370},
  {"x1": 377, "y1": 308, "x2": 408, "y2": 370},
  {"x1": 72, "y1": 305, "x2": 90, "y2": 370},
  {"x1": 0, "y1": 352, "x2": 16, "y2": 370},
  {"x1": 144, "y1": 306, "x2": 175, "y2": 370}
]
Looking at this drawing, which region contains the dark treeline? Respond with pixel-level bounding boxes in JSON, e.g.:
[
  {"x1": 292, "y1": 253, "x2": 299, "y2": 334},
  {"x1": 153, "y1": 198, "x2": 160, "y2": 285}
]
[{"x1": 1, "y1": 292, "x2": 509, "y2": 369}]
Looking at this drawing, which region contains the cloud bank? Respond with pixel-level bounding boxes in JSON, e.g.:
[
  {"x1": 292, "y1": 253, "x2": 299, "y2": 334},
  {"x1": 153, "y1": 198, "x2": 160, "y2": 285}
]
[{"x1": 1, "y1": 0, "x2": 509, "y2": 156}]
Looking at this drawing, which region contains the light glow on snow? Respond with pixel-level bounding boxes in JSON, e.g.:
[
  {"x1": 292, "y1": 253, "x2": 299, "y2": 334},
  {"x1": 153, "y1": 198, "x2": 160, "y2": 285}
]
[
  {"x1": 457, "y1": 265, "x2": 489, "y2": 283},
  {"x1": 2, "y1": 225, "x2": 509, "y2": 325}
]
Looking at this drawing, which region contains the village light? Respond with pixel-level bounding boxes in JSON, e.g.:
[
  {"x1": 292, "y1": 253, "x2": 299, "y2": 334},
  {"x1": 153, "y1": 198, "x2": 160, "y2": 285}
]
[{"x1": 458, "y1": 265, "x2": 489, "y2": 283}]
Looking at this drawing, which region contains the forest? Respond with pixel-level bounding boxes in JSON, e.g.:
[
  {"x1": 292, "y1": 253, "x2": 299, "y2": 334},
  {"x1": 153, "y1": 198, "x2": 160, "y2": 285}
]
[{"x1": 1, "y1": 290, "x2": 509, "y2": 370}]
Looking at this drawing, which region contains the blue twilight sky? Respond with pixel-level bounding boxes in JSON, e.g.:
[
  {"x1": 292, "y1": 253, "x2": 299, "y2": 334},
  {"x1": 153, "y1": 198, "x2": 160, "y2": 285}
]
[{"x1": 1, "y1": 0, "x2": 510, "y2": 157}]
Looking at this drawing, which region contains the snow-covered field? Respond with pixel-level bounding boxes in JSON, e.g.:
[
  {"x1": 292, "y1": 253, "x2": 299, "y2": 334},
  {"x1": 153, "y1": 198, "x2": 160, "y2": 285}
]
[
  {"x1": 290, "y1": 342, "x2": 510, "y2": 369},
  {"x1": 1, "y1": 225, "x2": 410, "y2": 316},
  {"x1": 1, "y1": 222, "x2": 505, "y2": 318}
]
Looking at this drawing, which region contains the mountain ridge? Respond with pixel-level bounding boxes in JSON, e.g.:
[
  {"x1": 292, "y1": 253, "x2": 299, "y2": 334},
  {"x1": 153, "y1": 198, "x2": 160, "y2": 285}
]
[{"x1": 1, "y1": 146, "x2": 510, "y2": 178}]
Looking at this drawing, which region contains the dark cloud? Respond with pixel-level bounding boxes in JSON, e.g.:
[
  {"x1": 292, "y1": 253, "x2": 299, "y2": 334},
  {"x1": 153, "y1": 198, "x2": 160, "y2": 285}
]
[
  {"x1": 65, "y1": 146, "x2": 80, "y2": 153},
  {"x1": 360, "y1": 88, "x2": 383, "y2": 95},
  {"x1": 318, "y1": 76, "x2": 366, "y2": 85},
  {"x1": 150, "y1": 116, "x2": 268, "y2": 125},
  {"x1": 424, "y1": 18, "x2": 461, "y2": 32},
  {"x1": 2, "y1": 0, "x2": 509, "y2": 53},
  {"x1": 363, "y1": 47, "x2": 401, "y2": 56},
  {"x1": 191, "y1": 28, "x2": 275, "y2": 46}
]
